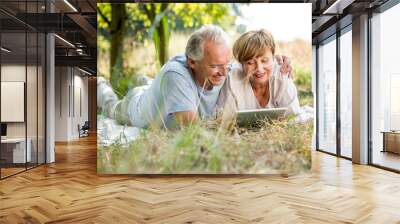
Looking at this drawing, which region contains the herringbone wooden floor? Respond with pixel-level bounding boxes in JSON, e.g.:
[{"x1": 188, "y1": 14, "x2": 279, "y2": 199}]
[{"x1": 1, "y1": 135, "x2": 400, "y2": 224}]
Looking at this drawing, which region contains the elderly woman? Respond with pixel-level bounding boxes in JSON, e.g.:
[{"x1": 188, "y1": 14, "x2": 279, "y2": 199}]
[{"x1": 228, "y1": 29, "x2": 300, "y2": 116}]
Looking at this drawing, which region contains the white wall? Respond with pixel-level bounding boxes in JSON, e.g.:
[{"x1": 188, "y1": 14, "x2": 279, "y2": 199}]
[
  {"x1": 1, "y1": 65, "x2": 26, "y2": 138},
  {"x1": 55, "y1": 66, "x2": 69, "y2": 141},
  {"x1": 0, "y1": 65, "x2": 41, "y2": 137},
  {"x1": 1, "y1": 63, "x2": 46, "y2": 164},
  {"x1": 54, "y1": 67, "x2": 89, "y2": 141},
  {"x1": 75, "y1": 72, "x2": 89, "y2": 137}
]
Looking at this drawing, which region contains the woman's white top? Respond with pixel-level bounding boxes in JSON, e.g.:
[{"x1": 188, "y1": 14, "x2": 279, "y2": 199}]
[{"x1": 228, "y1": 63, "x2": 301, "y2": 115}]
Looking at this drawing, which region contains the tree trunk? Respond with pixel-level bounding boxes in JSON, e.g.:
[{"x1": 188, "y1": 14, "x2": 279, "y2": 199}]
[
  {"x1": 110, "y1": 4, "x2": 127, "y2": 92},
  {"x1": 155, "y1": 3, "x2": 170, "y2": 66},
  {"x1": 144, "y1": 3, "x2": 170, "y2": 67}
]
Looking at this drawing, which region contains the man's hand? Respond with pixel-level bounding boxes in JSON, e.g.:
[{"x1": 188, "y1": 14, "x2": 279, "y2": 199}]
[
  {"x1": 173, "y1": 111, "x2": 199, "y2": 127},
  {"x1": 275, "y1": 55, "x2": 294, "y2": 79}
]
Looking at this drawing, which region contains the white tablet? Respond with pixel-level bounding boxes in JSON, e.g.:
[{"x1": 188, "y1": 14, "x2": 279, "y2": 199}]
[{"x1": 236, "y1": 107, "x2": 287, "y2": 127}]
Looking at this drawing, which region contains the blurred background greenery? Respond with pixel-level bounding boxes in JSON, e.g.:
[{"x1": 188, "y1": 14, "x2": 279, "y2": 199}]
[{"x1": 97, "y1": 3, "x2": 312, "y2": 106}]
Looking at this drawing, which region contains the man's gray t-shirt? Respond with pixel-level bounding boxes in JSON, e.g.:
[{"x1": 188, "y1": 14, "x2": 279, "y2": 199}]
[{"x1": 129, "y1": 55, "x2": 223, "y2": 128}]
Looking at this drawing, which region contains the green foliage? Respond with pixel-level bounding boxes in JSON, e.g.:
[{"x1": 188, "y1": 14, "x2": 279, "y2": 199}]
[
  {"x1": 294, "y1": 66, "x2": 313, "y2": 106},
  {"x1": 97, "y1": 119, "x2": 313, "y2": 174},
  {"x1": 97, "y1": 34, "x2": 109, "y2": 55},
  {"x1": 98, "y1": 3, "x2": 236, "y2": 39},
  {"x1": 98, "y1": 3, "x2": 147, "y2": 41},
  {"x1": 294, "y1": 66, "x2": 312, "y2": 91},
  {"x1": 97, "y1": 3, "x2": 237, "y2": 72},
  {"x1": 97, "y1": 3, "x2": 130, "y2": 91},
  {"x1": 103, "y1": 67, "x2": 141, "y2": 99},
  {"x1": 97, "y1": 4, "x2": 111, "y2": 34},
  {"x1": 142, "y1": 3, "x2": 171, "y2": 66},
  {"x1": 169, "y1": 3, "x2": 235, "y2": 31}
]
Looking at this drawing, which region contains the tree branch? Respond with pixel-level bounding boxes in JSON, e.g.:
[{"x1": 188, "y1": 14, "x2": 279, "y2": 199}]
[{"x1": 97, "y1": 6, "x2": 111, "y2": 28}]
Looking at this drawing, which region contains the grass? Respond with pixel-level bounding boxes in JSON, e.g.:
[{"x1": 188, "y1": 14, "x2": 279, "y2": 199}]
[{"x1": 97, "y1": 118, "x2": 313, "y2": 174}]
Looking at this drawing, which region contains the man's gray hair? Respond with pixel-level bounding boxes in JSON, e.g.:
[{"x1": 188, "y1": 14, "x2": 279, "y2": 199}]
[{"x1": 185, "y1": 25, "x2": 230, "y2": 61}]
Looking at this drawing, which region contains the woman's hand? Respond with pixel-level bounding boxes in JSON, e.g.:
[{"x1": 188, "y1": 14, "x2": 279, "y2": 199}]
[{"x1": 275, "y1": 55, "x2": 294, "y2": 79}]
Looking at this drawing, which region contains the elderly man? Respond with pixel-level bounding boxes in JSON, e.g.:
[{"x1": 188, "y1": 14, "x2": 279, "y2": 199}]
[{"x1": 98, "y1": 25, "x2": 292, "y2": 129}]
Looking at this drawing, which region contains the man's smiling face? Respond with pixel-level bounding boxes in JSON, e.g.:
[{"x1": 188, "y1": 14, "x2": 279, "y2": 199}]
[{"x1": 188, "y1": 40, "x2": 231, "y2": 89}]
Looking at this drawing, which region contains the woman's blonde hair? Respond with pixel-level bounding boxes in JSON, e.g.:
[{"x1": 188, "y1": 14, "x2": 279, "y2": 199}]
[{"x1": 233, "y1": 29, "x2": 275, "y2": 63}]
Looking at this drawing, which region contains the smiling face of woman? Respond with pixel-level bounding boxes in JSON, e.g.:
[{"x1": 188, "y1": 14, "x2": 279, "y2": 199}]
[
  {"x1": 233, "y1": 29, "x2": 276, "y2": 86},
  {"x1": 243, "y1": 49, "x2": 274, "y2": 85}
]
